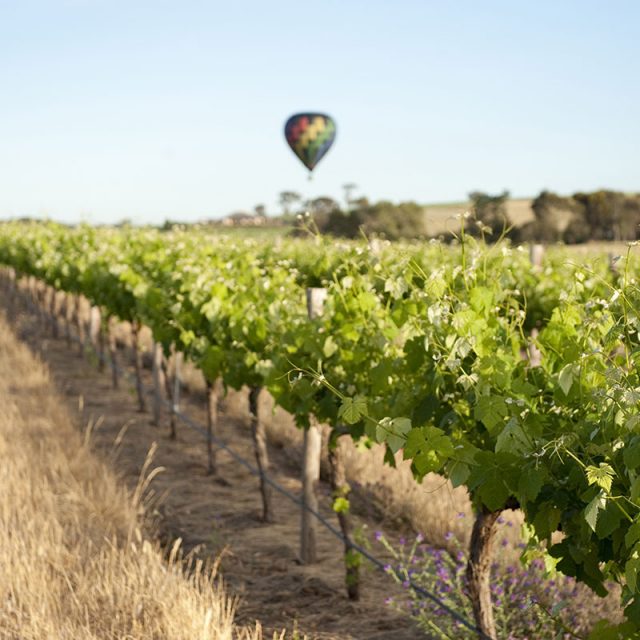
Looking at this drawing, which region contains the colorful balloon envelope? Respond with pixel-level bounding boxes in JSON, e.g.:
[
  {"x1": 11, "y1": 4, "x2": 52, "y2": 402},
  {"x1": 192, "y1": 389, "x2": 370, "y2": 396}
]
[{"x1": 284, "y1": 113, "x2": 336, "y2": 172}]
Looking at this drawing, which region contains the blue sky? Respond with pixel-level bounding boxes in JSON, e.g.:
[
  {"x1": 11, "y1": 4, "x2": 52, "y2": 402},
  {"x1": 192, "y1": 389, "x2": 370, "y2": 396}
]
[{"x1": 1, "y1": 0, "x2": 638, "y2": 224}]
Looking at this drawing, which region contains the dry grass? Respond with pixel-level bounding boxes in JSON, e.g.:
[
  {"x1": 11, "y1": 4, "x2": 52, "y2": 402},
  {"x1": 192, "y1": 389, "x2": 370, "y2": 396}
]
[
  {"x1": 0, "y1": 311, "x2": 271, "y2": 640},
  {"x1": 423, "y1": 198, "x2": 534, "y2": 236}
]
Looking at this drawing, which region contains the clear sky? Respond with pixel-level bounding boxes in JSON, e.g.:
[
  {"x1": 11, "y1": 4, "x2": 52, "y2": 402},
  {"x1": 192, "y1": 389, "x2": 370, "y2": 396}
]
[{"x1": 1, "y1": 0, "x2": 638, "y2": 224}]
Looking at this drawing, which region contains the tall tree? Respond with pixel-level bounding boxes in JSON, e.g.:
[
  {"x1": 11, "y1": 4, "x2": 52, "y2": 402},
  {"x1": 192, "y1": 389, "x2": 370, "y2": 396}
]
[
  {"x1": 342, "y1": 183, "x2": 358, "y2": 210},
  {"x1": 307, "y1": 196, "x2": 340, "y2": 217},
  {"x1": 279, "y1": 191, "x2": 302, "y2": 216},
  {"x1": 468, "y1": 190, "x2": 511, "y2": 237}
]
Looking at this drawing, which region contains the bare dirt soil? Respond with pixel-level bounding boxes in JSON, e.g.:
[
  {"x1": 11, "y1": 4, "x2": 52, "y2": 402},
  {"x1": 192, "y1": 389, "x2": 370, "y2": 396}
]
[{"x1": 4, "y1": 296, "x2": 425, "y2": 639}]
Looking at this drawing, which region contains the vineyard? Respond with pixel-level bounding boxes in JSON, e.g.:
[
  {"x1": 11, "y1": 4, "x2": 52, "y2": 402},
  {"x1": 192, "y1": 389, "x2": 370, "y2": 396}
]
[{"x1": 1, "y1": 221, "x2": 639, "y2": 639}]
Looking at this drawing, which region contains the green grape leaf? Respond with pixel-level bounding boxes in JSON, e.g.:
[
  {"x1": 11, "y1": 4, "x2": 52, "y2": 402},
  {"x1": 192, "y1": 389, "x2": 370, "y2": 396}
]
[
  {"x1": 474, "y1": 395, "x2": 509, "y2": 434},
  {"x1": 404, "y1": 426, "x2": 455, "y2": 476},
  {"x1": 533, "y1": 502, "x2": 562, "y2": 539},
  {"x1": 179, "y1": 329, "x2": 196, "y2": 347},
  {"x1": 596, "y1": 501, "x2": 623, "y2": 539},
  {"x1": 338, "y1": 395, "x2": 368, "y2": 425},
  {"x1": 332, "y1": 497, "x2": 350, "y2": 513},
  {"x1": 626, "y1": 522, "x2": 640, "y2": 549},
  {"x1": 624, "y1": 553, "x2": 640, "y2": 593},
  {"x1": 587, "y1": 620, "x2": 637, "y2": 640},
  {"x1": 558, "y1": 363, "x2": 575, "y2": 396},
  {"x1": 323, "y1": 336, "x2": 339, "y2": 358},
  {"x1": 586, "y1": 463, "x2": 615, "y2": 493},
  {"x1": 624, "y1": 439, "x2": 640, "y2": 470},
  {"x1": 469, "y1": 286, "x2": 494, "y2": 315},
  {"x1": 376, "y1": 417, "x2": 411, "y2": 453},
  {"x1": 449, "y1": 460, "x2": 470, "y2": 488},
  {"x1": 201, "y1": 345, "x2": 223, "y2": 379},
  {"x1": 518, "y1": 467, "x2": 545, "y2": 503},
  {"x1": 495, "y1": 418, "x2": 530, "y2": 455},
  {"x1": 625, "y1": 596, "x2": 640, "y2": 627},
  {"x1": 511, "y1": 375, "x2": 538, "y2": 397},
  {"x1": 384, "y1": 276, "x2": 408, "y2": 299},
  {"x1": 585, "y1": 491, "x2": 607, "y2": 532},
  {"x1": 478, "y1": 474, "x2": 510, "y2": 512},
  {"x1": 357, "y1": 291, "x2": 378, "y2": 312}
]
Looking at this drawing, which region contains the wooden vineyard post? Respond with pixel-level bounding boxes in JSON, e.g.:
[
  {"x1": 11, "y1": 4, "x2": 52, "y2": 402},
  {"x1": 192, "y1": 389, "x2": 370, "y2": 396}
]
[
  {"x1": 75, "y1": 295, "x2": 86, "y2": 356},
  {"x1": 131, "y1": 320, "x2": 147, "y2": 412},
  {"x1": 5, "y1": 268, "x2": 16, "y2": 315},
  {"x1": 40, "y1": 283, "x2": 47, "y2": 327},
  {"x1": 12, "y1": 271, "x2": 19, "y2": 315},
  {"x1": 97, "y1": 314, "x2": 106, "y2": 372},
  {"x1": 27, "y1": 276, "x2": 36, "y2": 308},
  {"x1": 63, "y1": 293, "x2": 72, "y2": 347},
  {"x1": 89, "y1": 306, "x2": 101, "y2": 353},
  {"x1": 107, "y1": 316, "x2": 119, "y2": 389},
  {"x1": 41, "y1": 284, "x2": 50, "y2": 326},
  {"x1": 528, "y1": 244, "x2": 544, "y2": 367},
  {"x1": 162, "y1": 350, "x2": 181, "y2": 440},
  {"x1": 48, "y1": 287, "x2": 59, "y2": 338},
  {"x1": 608, "y1": 252, "x2": 621, "y2": 275},
  {"x1": 300, "y1": 287, "x2": 326, "y2": 565},
  {"x1": 42, "y1": 284, "x2": 49, "y2": 330},
  {"x1": 3, "y1": 269, "x2": 9, "y2": 309},
  {"x1": 21, "y1": 276, "x2": 28, "y2": 306},
  {"x1": 35, "y1": 280, "x2": 43, "y2": 323},
  {"x1": 301, "y1": 420, "x2": 322, "y2": 564},
  {"x1": 528, "y1": 327, "x2": 542, "y2": 367},
  {"x1": 26, "y1": 277, "x2": 36, "y2": 318},
  {"x1": 64, "y1": 292, "x2": 74, "y2": 346},
  {"x1": 205, "y1": 380, "x2": 218, "y2": 475},
  {"x1": 529, "y1": 243, "x2": 544, "y2": 271},
  {"x1": 40, "y1": 283, "x2": 49, "y2": 329},
  {"x1": 248, "y1": 386, "x2": 274, "y2": 523},
  {"x1": 151, "y1": 341, "x2": 165, "y2": 426},
  {"x1": 173, "y1": 352, "x2": 182, "y2": 413}
]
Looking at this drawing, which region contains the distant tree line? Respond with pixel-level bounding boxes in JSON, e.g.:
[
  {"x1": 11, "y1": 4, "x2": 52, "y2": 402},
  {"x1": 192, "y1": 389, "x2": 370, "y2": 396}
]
[
  {"x1": 519, "y1": 190, "x2": 640, "y2": 243},
  {"x1": 184, "y1": 186, "x2": 639, "y2": 243},
  {"x1": 291, "y1": 189, "x2": 639, "y2": 243},
  {"x1": 303, "y1": 197, "x2": 426, "y2": 241},
  {"x1": 463, "y1": 190, "x2": 640, "y2": 244}
]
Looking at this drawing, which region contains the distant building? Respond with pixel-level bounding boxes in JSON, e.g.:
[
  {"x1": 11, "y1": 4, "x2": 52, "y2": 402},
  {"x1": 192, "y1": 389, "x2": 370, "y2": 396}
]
[{"x1": 219, "y1": 212, "x2": 267, "y2": 226}]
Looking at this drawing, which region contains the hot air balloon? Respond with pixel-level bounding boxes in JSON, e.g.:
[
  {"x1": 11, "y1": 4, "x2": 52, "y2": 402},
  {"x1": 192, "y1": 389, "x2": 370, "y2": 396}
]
[{"x1": 284, "y1": 113, "x2": 336, "y2": 173}]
